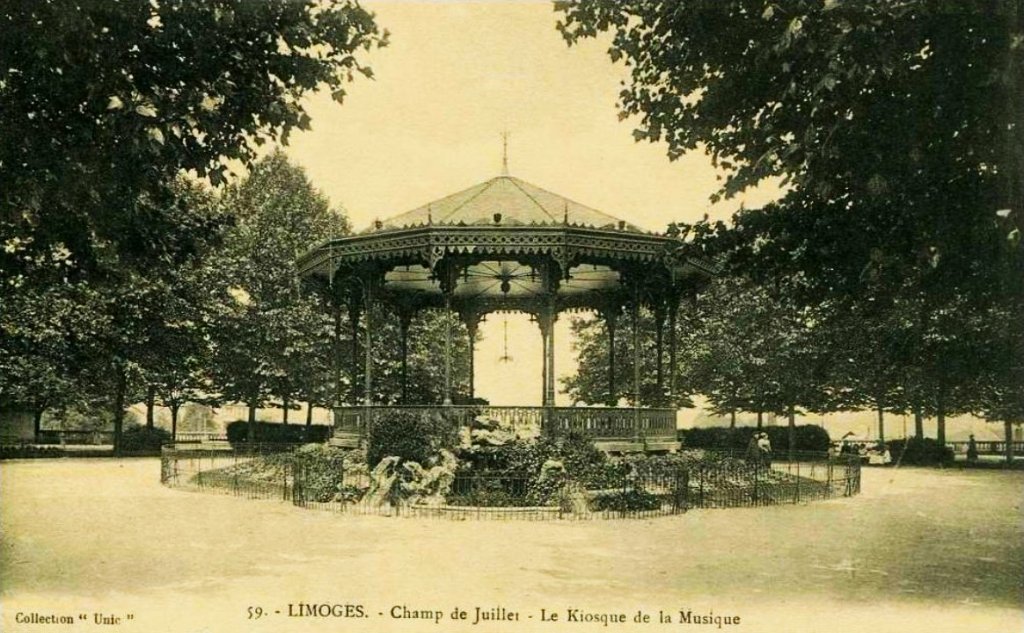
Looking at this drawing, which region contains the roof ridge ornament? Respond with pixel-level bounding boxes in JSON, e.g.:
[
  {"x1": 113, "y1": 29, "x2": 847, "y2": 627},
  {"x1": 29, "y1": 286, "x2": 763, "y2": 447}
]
[{"x1": 500, "y1": 130, "x2": 510, "y2": 176}]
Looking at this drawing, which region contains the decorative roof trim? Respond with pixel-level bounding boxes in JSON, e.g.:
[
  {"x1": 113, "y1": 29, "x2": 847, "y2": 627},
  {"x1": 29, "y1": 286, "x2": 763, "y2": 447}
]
[{"x1": 297, "y1": 224, "x2": 685, "y2": 278}]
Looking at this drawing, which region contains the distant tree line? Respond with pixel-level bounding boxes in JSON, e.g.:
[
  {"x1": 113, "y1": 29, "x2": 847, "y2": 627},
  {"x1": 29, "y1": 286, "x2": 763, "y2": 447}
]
[
  {"x1": 0, "y1": 1, "x2": 405, "y2": 454},
  {"x1": 558, "y1": 0, "x2": 1023, "y2": 454}
]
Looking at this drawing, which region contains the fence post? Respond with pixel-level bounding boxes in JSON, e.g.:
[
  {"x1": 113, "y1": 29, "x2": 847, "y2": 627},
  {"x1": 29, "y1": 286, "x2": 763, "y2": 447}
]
[
  {"x1": 752, "y1": 464, "x2": 759, "y2": 506},
  {"x1": 825, "y1": 457, "x2": 832, "y2": 499},
  {"x1": 678, "y1": 468, "x2": 688, "y2": 513},
  {"x1": 292, "y1": 461, "x2": 300, "y2": 507},
  {"x1": 620, "y1": 474, "x2": 627, "y2": 519},
  {"x1": 795, "y1": 459, "x2": 800, "y2": 503}
]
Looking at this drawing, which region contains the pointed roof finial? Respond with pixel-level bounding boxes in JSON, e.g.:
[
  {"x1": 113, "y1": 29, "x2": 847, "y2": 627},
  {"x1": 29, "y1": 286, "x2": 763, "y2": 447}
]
[{"x1": 500, "y1": 130, "x2": 510, "y2": 176}]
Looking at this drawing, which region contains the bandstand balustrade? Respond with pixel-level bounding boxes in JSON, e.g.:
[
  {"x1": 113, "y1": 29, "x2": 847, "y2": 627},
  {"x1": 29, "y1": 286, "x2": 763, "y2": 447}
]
[{"x1": 332, "y1": 404, "x2": 678, "y2": 449}]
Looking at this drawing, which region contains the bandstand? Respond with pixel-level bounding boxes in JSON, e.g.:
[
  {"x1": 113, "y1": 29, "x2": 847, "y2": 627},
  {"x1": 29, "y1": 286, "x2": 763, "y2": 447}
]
[{"x1": 297, "y1": 170, "x2": 715, "y2": 453}]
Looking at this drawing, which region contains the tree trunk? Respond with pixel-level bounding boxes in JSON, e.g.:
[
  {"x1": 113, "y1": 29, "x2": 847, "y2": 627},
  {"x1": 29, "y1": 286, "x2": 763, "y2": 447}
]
[
  {"x1": 729, "y1": 409, "x2": 736, "y2": 429},
  {"x1": 33, "y1": 407, "x2": 44, "y2": 442},
  {"x1": 787, "y1": 404, "x2": 796, "y2": 461},
  {"x1": 282, "y1": 394, "x2": 289, "y2": 425},
  {"x1": 936, "y1": 386, "x2": 946, "y2": 448},
  {"x1": 914, "y1": 404, "x2": 924, "y2": 438},
  {"x1": 1006, "y1": 420, "x2": 1016, "y2": 464},
  {"x1": 876, "y1": 402, "x2": 885, "y2": 444},
  {"x1": 756, "y1": 410, "x2": 763, "y2": 429},
  {"x1": 145, "y1": 385, "x2": 156, "y2": 428},
  {"x1": 112, "y1": 367, "x2": 127, "y2": 457},
  {"x1": 306, "y1": 402, "x2": 314, "y2": 427},
  {"x1": 247, "y1": 400, "x2": 257, "y2": 445},
  {"x1": 170, "y1": 404, "x2": 179, "y2": 442}
]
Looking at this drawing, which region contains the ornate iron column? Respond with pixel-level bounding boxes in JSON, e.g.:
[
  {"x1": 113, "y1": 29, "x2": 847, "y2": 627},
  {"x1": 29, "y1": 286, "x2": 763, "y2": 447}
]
[
  {"x1": 538, "y1": 259, "x2": 561, "y2": 409},
  {"x1": 668, "y1": 292, "x2": 680, "y2": 402},
  {"x1": 537, "y1": 313, "x2": 552, "y2": 406},
  {"x1": 438, "y1": 260, "x2": 459, "y2": 406},
  {"x1": 398, "y1": 309, "x2": 413, "y2": 404},
  {"x1": 332, "y1": 286, "x2": 344, "y2": 408},
  {"x1": 631, "y1": 278, "x2": 642, "y2": 442},
  {"x1": 461, "y1": 311, "x2": 482, "y2": 402},
  {"x1": 603, "y1": 308, "x2": 618, "y2": 406},
  {"x1": 362, "y1": 272, "x2": 377, "y2": 408},
  {"x1": 444, "y1": 294, "x2": 453, "y2": 405},
  {"x1": 654, "y1": 301, "x2": 666, "y2": 399},
  {"x1": 545, "y1": 303, "x2": 557, "y2": 407},
  {"x1": 346, "y1": 286, "x2": 362, "y2": 407}
]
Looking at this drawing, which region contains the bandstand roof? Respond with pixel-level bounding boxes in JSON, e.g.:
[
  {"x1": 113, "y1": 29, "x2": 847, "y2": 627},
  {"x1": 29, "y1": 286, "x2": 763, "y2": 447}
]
[
  {"x1": 298, "y1": 173, "x2": 717, "y2": 314},
  {"x1": 368, "y1": 175, "x2": 646, "y2": 233}
]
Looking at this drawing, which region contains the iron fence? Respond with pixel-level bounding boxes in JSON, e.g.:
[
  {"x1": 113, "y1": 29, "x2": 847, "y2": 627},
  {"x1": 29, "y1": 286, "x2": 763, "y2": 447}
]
[
  {"x1": 160, "y1": 444, "x2": 298, "y2": 502},
  {"x1": 160, "y1": 445, "x2": 860, "y2": 520},
  {"x1": 683, "y1": 451, "x2": 860, "y2": 508},
  {"x1": 292, "y1": 467, "x2": 691, "y2": 520}
]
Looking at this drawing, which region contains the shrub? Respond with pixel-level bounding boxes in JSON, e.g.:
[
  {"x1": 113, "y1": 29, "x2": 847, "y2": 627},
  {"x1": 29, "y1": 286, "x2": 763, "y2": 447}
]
[
  {"x1": 885, "y1": 437, "x2": 954, "y2": 466},
  {"x1": 0, "y1": 445, "x2": 65, "y2": 460},
  {"x1": 292, "y1": 444, "x2": 346, "y2": 503},
  {"x1": 525, "y1": 459, "x2": 571, "y2": 506},
  {"x1": 460, "y1": 438, "x2": 539, "y2": 473},
  {"x1": 552, "y1": 430, "x2": 608, "y2": 480},
  {"x1": 679, "y1": 425, "x2": 830, "y2": 453},
  {"x1": 458, "y1": 430, "x2": 608, "y2": 481},
  {"x1": 448, "y1": 478, "x2": 528, "y2": 507},
  {"x1": 120, "y1": 425, "x2": 171, "y2": 453},
  {"x1": 366, "y1": 409, "x2": 459, "y2": 468},
  {"x1": 226, "y1": 421, "x2": 331, "y2": 447},
  {"x1": 590, "y1": 488, "x2": 661, "y2": 512}
]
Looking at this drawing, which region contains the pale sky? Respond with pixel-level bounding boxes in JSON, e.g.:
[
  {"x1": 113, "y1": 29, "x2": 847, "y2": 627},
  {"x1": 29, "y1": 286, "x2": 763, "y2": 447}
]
[{"x1": 281, "y1": 0, "x2": 783, "y2": 406}]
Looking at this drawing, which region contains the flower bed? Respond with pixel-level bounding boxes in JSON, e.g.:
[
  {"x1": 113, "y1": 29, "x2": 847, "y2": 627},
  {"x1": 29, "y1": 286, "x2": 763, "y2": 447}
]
[{"x1": 160, "y1": 420, "x2": 860, "y2": 519}]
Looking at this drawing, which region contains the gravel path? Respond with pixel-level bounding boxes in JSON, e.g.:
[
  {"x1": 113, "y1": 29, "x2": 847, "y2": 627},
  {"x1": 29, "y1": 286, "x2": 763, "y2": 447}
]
[{"x1": 2, "y1": 458, "x2": 1021, "y2": 633}]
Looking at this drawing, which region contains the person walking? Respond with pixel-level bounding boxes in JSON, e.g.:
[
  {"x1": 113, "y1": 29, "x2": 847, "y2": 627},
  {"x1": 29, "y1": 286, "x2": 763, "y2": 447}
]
[
  {"x1": 966, "y1": 434, "x2": 979, "y2": 463},
  {"x1": 757, "y1": 432, "x2": 773, "y2": 468}
]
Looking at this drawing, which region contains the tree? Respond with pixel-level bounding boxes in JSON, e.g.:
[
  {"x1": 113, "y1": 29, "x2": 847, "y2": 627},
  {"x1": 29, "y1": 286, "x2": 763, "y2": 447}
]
[
  {"x1": 1, "y1": 0, "x2": 386, "y2": 285},
  {"x1": 556, "y1": 2, "x2": 1020, "y2": 229},
  {"x1": 557, "y1": 2, "x2": 1023, "y2": 442},
  {"x1": 564, "y1": 308, "x2": 669, "y2": 407},
  {"x1": 144, "y1": 265, "x2": 223, "y2": 440},
  {"x1": 0, "y1": 283, "x2": 96, "y2": 437},
  {"x1": 683, "y1": 276, "x2": 831, "y2": 455},
  {"x1": 367, "y1": 306, "x2": 473, "y2": 406},
  {"x1": 209, "y1": 151, "x2": 350, "y2": 440},
  {"x1": 2, "y1": 1, "x2": 385, "y2": 451}
]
